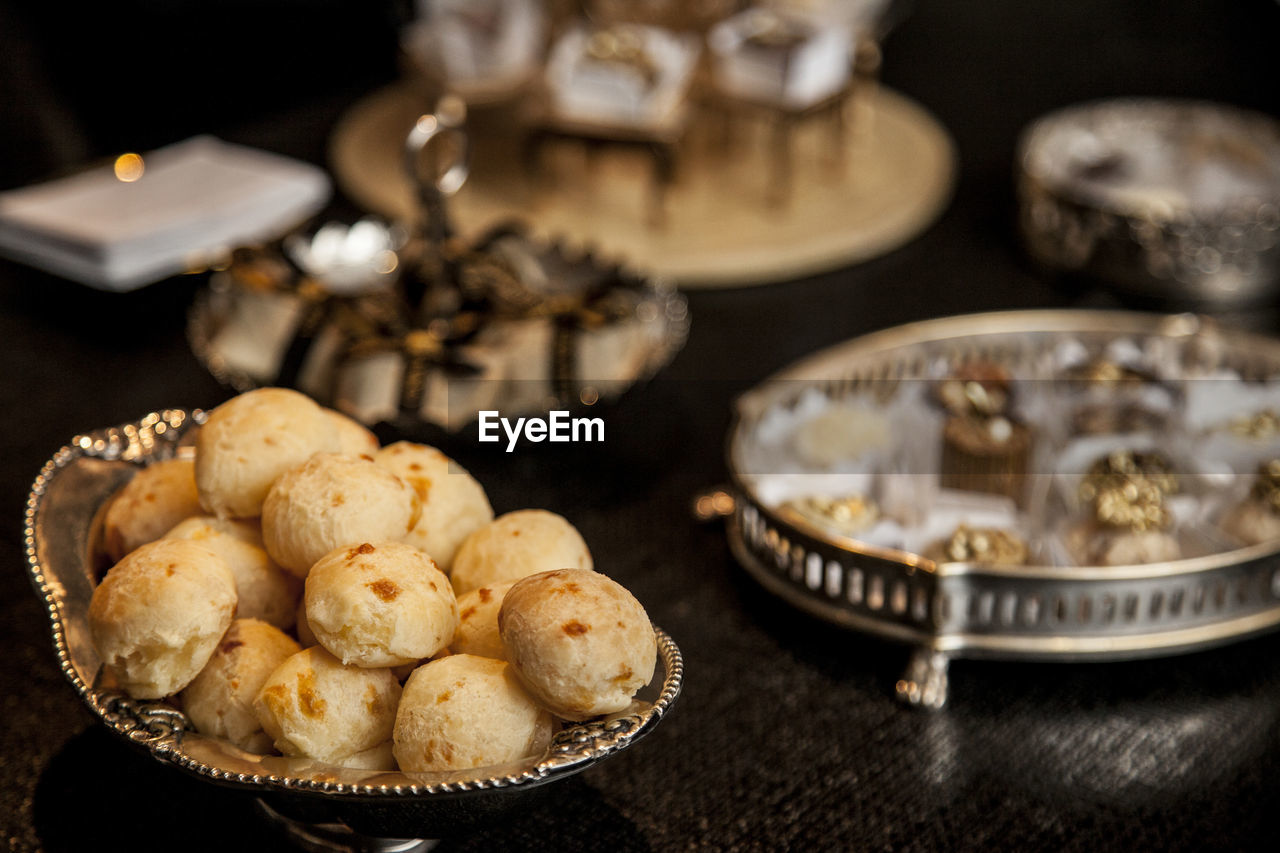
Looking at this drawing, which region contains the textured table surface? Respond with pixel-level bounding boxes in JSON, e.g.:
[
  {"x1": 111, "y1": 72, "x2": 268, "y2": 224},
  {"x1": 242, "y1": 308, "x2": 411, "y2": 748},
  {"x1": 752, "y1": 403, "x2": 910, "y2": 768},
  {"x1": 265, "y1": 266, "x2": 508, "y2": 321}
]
[{"x1": 2, "y1": 1, "x2": 1280, "y2": 850}]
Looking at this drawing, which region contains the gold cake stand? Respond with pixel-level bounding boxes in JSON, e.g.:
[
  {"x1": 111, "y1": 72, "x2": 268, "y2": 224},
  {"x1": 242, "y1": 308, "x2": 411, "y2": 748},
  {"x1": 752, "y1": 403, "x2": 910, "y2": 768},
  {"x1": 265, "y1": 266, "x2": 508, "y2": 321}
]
[{"x1": 330, "y1": 82, "x2": 956, "y2": 288}]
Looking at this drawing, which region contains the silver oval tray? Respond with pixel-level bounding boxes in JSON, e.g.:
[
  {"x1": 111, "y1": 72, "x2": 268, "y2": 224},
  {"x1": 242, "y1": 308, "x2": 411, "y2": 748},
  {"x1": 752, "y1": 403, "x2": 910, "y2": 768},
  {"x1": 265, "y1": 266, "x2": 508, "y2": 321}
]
[
  {"x1": 725, "y1": 310, "x2": 1280, "y2": 707},
  {"x1": 25, "y1": 408, "x2": 682, "y2": 839}
]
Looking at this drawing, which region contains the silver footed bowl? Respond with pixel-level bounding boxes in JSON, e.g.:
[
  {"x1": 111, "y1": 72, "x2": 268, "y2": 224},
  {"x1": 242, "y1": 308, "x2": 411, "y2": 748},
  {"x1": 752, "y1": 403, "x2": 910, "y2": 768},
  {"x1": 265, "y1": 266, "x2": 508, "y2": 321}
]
[
  {"x1": 24, "y1": 409, "x2": 682, "y2": 838},
  {"x1": 1018, "y1": 98, "x2": 1280, "y2": 306}
]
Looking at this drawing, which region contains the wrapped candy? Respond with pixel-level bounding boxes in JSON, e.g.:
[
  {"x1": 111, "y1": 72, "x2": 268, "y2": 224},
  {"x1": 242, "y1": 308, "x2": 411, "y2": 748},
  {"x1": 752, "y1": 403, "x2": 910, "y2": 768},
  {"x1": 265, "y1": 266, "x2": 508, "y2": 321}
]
[
  {"x1": 1063, "y1": 450, "x2": 1183, "y2": 566},
  {"x1": 936, "y1": 363, "x2": 1034, "y2": 506},
  {"x1": 1220, "y1": 460, "x2": 1280, "y2": 547}
]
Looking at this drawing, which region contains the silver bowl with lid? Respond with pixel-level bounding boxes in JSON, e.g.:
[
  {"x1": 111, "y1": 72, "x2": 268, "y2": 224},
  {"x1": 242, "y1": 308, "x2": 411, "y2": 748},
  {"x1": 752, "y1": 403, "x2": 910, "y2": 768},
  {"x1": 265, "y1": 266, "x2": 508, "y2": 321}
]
[{"x1": 1017, "y1": 99, "x2": 1280, "y2": 306}]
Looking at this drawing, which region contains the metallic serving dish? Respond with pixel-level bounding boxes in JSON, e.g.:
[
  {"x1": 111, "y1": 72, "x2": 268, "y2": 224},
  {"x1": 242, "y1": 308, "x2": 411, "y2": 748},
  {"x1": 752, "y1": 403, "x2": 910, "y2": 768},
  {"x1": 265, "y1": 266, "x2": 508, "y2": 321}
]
[
  {"x1": 724, "y1": 310, "x2": 1280, "y2": 708},
  {"x1": 186, "y1": 224, "x2": 690, "y2": 434},
  {"x1": 1018, "y1": 99, "x2": 1280, "y2": 306},
  {"x1": 188, "y1": 97, "x2": 690, "y2": 434},
  {"x1": 25, "y1": 409, "x2": 682, "y2": 845}
]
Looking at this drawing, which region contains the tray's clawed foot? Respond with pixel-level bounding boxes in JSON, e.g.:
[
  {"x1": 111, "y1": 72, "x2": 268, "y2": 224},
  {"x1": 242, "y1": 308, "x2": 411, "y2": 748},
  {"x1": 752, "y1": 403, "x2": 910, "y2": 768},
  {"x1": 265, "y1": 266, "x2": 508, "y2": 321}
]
[{"x1": 895, "y1": 648, "x2": 949, "y2": 709}]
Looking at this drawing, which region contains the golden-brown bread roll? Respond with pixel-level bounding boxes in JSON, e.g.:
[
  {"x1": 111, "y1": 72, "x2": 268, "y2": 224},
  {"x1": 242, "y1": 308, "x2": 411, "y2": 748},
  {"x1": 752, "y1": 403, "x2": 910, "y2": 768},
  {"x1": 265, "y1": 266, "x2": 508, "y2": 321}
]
[
  {"x1": 324, "y1": 408, "x2": 380, "y2": 458},
  {"x1": 195, "y1": 387, "x2": 341, "y2": 519},
  {"x1": 180, "y1": 618, "x2": 301, "y2": 752},
  {"x1": 450, "y1": 510, "x2": 592, "y2": 595},
  {"x1": 253, "y1": 646, "x2": 401, "y2": 763},
  {"x1": 392, "y1": 654, "x2": 554, "y2": 772},
  {"x1": 373, "y1": 442, "x2": 493, "y2": 572},
  {"x1": 164, "y1": 516, "x2": 300, "y2": 629},
  {"x1": 499, "y1": 569, "x2": 655, "y2": 720},
  {"x1": 102, "y1": 457, "x2": 203, "y2": 562},
  {"x1": 88, "y1": 539, "x2": 238, "y2": 699},
  {"x1": 261, "y1": 453, "x2": 419, "y2": 579},
  {"x1": 305, "y1": 541, "x2": 458, "y2": 668},
  {"x1": 451, "y1": 582, "x2": 514, "y2": 660}
]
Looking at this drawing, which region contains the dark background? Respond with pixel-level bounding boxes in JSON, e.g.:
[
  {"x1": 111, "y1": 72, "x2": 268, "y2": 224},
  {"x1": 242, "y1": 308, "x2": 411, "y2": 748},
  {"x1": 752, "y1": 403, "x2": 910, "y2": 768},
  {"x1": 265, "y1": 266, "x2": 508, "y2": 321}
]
[{"x1": 3, "y1": 1, "x2": 1280, "y2": 850}]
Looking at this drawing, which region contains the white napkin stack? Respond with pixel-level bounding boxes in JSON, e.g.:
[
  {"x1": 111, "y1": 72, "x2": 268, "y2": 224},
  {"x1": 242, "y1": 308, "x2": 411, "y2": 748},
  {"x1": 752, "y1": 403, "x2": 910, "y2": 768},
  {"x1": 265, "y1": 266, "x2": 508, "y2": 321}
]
[{"x1": 0, "y1": 136, "x2": 331, "y2": 291}]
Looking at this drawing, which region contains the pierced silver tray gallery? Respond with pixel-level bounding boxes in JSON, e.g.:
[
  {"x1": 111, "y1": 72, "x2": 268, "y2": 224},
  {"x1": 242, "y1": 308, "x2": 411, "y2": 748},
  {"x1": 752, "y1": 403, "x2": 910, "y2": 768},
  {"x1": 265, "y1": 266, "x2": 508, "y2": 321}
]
[
  {"x1": 724, "y1": 310, "x2": 1280, "y2": 708},
  {"x1": 25, "y1": 408, "x2": 682, "y2": 844}
]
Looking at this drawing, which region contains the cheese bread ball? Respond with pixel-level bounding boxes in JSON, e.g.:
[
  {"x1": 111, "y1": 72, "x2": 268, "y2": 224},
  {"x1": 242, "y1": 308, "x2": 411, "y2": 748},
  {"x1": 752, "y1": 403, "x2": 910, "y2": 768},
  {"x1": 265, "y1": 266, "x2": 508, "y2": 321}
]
[
  {"x1": 324, "y1": 408, "x2": 380, "y2": 458},
  {"x1": 451, "y1": 582, "x2": 514, "y2": 660},
  {"x1": 305, "y1": 541, "x2": 458, "y2": 668},
  {"x1": 499, "y1": 569, "x2": 655, "y2": 720},
  {"x1": 196, "y1": 387, "x2": 341, "y2": 519},
  {"x1": 165, "y1": 516, "x2": 300, "y2": 629},
  {"x1": 180, "y1": 618, "x2": 301, "y2": 752},
  {"x1": 393, "y1": 654, "x2": 554, "y2": 772},
  {"x1": 253, "y1": 646, "x2": 401, "y2": 763},
  {"x1": 102, "y1": 457, "x2": 203, "y2": 562},
  {"x1": 450, "y1": 510, "x2": 592, "y2": 595},
  {"x1": 88, "y1": 539, "x2": 238, "y2": 699},
  {"x1": 373, "y1": 442, "x2": 493, "y2": 572},
  {"x1": 261, "y1": 453, "x2": 419, "y2": 579}
]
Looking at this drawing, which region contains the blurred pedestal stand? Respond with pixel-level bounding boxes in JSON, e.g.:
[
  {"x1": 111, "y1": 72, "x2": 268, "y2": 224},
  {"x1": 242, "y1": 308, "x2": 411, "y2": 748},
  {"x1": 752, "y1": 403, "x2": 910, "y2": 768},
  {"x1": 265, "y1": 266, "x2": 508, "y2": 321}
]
[
  {"x1": 256, "y1": 799, "x2": 436, "y2": 853},
  {"x1": 330, "y1": 81, "x2": 955, "y2": 287}
]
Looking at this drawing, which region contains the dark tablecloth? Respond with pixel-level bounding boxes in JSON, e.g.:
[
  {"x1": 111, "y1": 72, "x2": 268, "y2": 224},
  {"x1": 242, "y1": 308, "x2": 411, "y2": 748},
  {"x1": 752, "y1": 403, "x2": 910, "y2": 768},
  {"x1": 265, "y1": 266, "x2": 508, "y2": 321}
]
[{"x1": 3, "y1": 1, "x2": 1280, "y2": 850}]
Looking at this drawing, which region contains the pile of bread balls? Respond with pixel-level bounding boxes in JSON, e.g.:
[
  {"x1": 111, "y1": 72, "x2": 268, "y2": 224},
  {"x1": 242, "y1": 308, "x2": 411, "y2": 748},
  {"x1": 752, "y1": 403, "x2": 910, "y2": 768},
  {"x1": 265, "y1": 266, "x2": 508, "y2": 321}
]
[{"x1": 88, "y1": 388, "x2": 657, "y2": 774}]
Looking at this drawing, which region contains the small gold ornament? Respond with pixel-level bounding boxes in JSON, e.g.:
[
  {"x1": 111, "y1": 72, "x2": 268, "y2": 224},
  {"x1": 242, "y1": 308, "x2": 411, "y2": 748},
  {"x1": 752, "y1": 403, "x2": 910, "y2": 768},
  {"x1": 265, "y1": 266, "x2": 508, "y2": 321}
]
[
  {"x1": 781, "y1": 494, "x2": 879, "y2": 537},
  {"x1": 1229, "y1": 409, "x2": 1280, "y2": 441},
  {"x1": 1065, "y1": 359, "x2": 1147, "y2": 386},
  {"x1": 1079, "y1": 450, "x2": 1179, "y2": 504},
  {"x1": 1080, "y1": 450, "x2": 1178, "y2": 531},
  {"x1": 938, "y1": 525, "x2": 1028, "y2": 565}
]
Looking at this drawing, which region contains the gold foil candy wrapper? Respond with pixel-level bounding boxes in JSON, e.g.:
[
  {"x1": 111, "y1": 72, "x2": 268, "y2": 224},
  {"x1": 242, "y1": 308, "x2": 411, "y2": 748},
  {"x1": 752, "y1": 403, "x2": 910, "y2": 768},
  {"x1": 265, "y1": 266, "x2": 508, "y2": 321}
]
[
  {"x1": 1078, "y1": 450, "x2": 1179, "y2": 504},
  {"x1": 931, "y1": 525, "x2": 1028, "y2": 566},
  {"x1": 935, "y1": 364, "x2": 1011, "y2": 418},
  {"x1": 1076, "y1": 450, "x2": 1178, "y2": 532},
  {"x1": 1064, "y1": 358, "x2": 1149, "y2": 386},
  {"x1": 780, "y1": 494, "x2": 879, "y2": 538},
  {"x1": 1231, "y1": 410, "x2": 1280, "y2": 442},
  {"x1": 1091, "y1": 481, "x2": 1171, "y2": 532}
]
